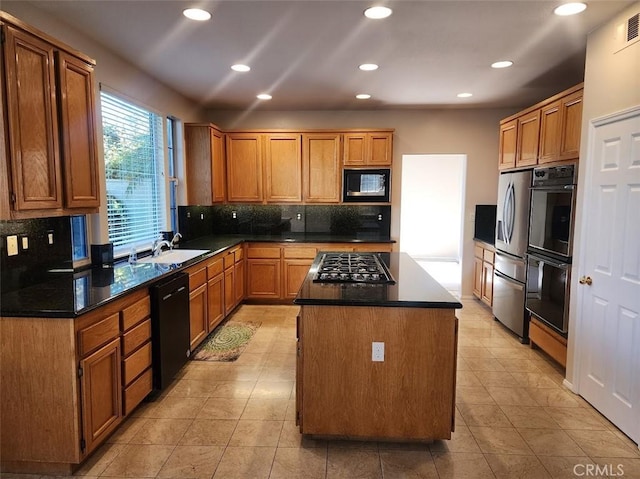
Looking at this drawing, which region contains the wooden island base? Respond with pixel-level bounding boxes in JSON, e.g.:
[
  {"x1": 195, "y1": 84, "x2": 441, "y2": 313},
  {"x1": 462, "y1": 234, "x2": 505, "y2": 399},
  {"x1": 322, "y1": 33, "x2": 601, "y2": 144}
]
[{"x1": 296, "y1": 305, "x2": 458, "y2": 441}]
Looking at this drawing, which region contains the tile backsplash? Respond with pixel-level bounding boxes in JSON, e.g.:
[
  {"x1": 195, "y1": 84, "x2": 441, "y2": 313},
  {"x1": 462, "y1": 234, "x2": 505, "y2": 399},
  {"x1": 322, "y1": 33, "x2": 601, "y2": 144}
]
[
  {"x1": 178, "y1": 204, "x2": 391, "y2": 241},
  {"x1": 0, "y1": 217, "x2": 73, "y2": 293}
]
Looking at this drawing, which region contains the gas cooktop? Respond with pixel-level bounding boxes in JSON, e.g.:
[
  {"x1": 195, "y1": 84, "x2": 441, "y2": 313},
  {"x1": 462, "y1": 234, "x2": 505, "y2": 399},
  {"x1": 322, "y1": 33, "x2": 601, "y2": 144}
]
[{"x1": 313, "y1": 252, "x2": 396, "y2": 284}]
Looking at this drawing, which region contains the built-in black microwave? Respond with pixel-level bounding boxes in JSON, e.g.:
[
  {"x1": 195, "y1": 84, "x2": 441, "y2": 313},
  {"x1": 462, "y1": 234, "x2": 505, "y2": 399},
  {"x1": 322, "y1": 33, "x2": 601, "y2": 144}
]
[{"x1": 342, "y1": 169, "x2": 390, "y2": 203}]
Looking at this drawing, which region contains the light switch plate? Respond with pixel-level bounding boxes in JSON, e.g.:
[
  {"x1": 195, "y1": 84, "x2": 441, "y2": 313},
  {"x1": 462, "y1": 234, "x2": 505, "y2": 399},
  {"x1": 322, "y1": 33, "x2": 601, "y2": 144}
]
[
  {"x1": 7, "y1": 235, "x2": 19, "y2": 256},
  {"x1": 21, "y1": 236, "x2": 29, "y2": 250}
]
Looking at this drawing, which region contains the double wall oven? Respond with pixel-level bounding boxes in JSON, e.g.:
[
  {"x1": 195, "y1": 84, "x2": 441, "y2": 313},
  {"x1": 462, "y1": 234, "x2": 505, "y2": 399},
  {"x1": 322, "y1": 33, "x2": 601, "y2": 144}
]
[{"x1": 526, "y1": 164, "x2": 576, "y2": 337}]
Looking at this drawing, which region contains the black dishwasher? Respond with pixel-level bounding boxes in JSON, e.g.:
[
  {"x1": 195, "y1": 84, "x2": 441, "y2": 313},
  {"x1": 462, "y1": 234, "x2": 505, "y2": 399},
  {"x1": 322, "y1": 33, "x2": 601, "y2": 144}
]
[{"x1": 150, "y1": 272, "x2": 190, "y2": 391}]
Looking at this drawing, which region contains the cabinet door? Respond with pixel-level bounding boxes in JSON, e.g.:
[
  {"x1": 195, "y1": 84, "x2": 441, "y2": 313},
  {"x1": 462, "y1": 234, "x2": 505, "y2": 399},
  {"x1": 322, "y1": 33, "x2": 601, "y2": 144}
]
[
  {"x1": 516, "y1": 110, "x2": 540, "y2": 167},
  {"x1": 189, "y1": 283, "x2": 208, "y2": 349},
  {"x1": 211, "y1": 128, "x2": 226, "y2": 203},
  {"x1": 4, "y1": 26, "x2": 62, "y2": 210},
  {"x1": 234, "y1": 260, "x2": 245, "y2": 305},
  {"x1": 559, "y1": 90, "x2": 583, "y2": 161},
  {"x1": 498, "y1": 119, "x2": 517, "y2": 170},
  {"x1": 302, "y1": 133, "x2": 341, "y2": 203},
  {"x1": 473, "y1": 256, "x2": 483, "y2": 299},
  {"x1": 57, "y1": 52, "x2": 100, "y2": 208},
  {"x1": 368, "y1": 132, "x2": 393, "y2": 166},
  {"x1": 343, "y1": 133, "x2": 367, "y2": 166},
  {"x1": 264, "y1": 134, "x2": 302, "y2": 202},
  {"x1": 247, "y1": 259, "x2": 282, "y2": 299},
  {"x1": 207, "y1": 274, "x2": 224, "y2": 331},
  {"x1": 538, "y1": 100, "x2": 562, "y2": 165},
  {"x1": 283, "y1": 259, "x2": 313, "y2": 298},
  {"x1": 224, "y1": 266, "x2": 235, "y2": 315},
  {"x1": 481, "y1": 262, "x2": 494, "y2": 307},
  {"x1": 80, "y1": 338, "x2": 122, "y2": 455},
  {"x1": 226, "y1": 133, "x2": 263, "y2": 202}
]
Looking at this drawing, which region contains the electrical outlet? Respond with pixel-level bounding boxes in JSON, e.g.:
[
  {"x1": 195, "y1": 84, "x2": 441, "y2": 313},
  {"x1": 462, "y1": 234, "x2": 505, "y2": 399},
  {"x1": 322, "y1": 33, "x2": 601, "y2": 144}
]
[
  {"x1": 372, "y1": 341, "x2": 385, "y2": 362},
  {"x1": 296, "y1": 213, "x2": 302, "y2": 220},
  {"x1": 200, "y1": 213, "x2": 204, "y2": 220},
  {"x1": 6, "y1": 235, "x2": 19, "y2": 256},
  {"x1": 47, "y1": 232, "x2": 54, "y2": 245},
  {"x1": 232, "y1": 211, "x2": 237, "y2": 219}
]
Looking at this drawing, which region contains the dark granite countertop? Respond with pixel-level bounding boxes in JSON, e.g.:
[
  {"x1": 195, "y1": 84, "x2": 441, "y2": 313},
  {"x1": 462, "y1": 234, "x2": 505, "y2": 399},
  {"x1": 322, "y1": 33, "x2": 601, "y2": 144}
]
[
  {"x1": 294, "y1": 252, "x2": 462, "y2": 309},
  {"x1": 1, "y1": 234, "x2": 395, "y2": 318}
]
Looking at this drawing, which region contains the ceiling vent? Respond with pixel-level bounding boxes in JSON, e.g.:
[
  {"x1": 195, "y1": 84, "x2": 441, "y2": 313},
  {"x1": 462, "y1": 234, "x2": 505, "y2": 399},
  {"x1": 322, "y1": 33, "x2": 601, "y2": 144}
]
[{"x1": 614, "y1": 12, "x2": 640, "y2": 53}]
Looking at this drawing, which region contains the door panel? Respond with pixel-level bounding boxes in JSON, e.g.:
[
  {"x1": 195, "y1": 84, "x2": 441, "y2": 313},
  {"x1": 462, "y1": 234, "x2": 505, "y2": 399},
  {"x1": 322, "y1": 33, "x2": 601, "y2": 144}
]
[{"x1": 578, "y1": 109, "x2": 640, "y2": 444}]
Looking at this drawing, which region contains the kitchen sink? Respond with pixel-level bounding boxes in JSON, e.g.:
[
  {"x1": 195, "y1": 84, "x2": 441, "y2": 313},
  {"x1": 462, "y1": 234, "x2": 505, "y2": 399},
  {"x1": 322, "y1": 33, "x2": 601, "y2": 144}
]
[{"x1": 137, "y1": 249, "x2": 209, "y2": 264}]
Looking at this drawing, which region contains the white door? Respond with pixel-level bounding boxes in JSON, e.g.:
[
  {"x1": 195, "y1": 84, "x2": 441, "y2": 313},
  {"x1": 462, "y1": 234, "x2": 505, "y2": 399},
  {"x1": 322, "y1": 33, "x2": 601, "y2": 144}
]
[{"x1": 577, "y1": 107, "x2": 640, "y2": 444}]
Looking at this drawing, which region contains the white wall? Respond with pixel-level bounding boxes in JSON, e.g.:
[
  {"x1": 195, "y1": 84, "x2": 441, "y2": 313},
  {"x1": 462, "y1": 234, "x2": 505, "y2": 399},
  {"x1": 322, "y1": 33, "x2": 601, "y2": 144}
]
[
  {"x1": 566, "y1": 2, "x2": 640, "y2": 384},
  {"x1": 400, "y1": 155, "x2": 466, "y2": 261},
  {"x1": 209, "y1": 108, "x2": 513, "y2": 297}
]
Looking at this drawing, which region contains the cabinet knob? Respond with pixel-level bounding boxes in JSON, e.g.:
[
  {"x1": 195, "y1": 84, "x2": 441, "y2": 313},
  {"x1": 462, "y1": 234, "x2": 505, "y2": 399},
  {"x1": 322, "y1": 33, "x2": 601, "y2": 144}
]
[{"x1": 579, "y1": 276, "x2": 593, "y2": 285}]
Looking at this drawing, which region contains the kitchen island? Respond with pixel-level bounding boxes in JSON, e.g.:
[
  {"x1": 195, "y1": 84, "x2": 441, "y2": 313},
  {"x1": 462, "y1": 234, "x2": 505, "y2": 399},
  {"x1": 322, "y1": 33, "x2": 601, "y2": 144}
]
[{"x1": 294, "y1": 252, "x2": 462, "y2": 441}]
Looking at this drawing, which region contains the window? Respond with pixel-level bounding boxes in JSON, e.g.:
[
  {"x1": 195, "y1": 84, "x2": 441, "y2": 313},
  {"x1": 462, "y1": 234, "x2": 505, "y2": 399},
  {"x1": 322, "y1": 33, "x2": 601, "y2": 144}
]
[
  {"x1": 166, "y1": 117, "x2": 179, "y2": 233},
  {"x1": 71, "y1": 215, "x2": 90, "y2": 267},
  {"x1": 101, "y1": 90, "x2": 167, "y2": 255}
]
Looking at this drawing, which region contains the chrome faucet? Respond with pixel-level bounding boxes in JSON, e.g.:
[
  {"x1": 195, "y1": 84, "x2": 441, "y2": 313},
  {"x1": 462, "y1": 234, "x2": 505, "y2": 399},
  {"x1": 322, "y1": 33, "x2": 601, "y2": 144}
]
[
  {"x1": 152, "y1": 237, "x2": 172, "y2": 257},
  {"x1": 170, "y1": 232, "x2": 182, "y2": 248}
]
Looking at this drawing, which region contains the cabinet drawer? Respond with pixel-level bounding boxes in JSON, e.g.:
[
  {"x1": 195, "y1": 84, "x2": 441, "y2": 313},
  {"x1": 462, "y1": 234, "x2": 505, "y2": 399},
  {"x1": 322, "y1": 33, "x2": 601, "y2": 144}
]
[
  {"x1": 234, "y1": 247, "x2": 243, "y2": 262},
  {"x1": 483, "y1": 249, "x2": 495, "y2": 264},
  {"x1": 123, "y1": 368, "x2": 152, "y2": 415},
  {"x1": 78, "y1": 312, "x2": 120, "y2": 357},
  {"x1": 122, "y1": 319, "x2": 151, "y2": 357},
  {"x1": 123, "y1": 341, "x2": 152, "y2": 386},
  {"x1": 247, "y1": 246, "x2": 281, "y2": 259},
  {"x1": 283, "y1": 246, "x2": 317, "y2": 259},
  {"x1": 121, "y1": 296, "x2": 150, "y2": 331},
  {"x1": 224, "y1": 251, "x2": 235, "y2": 269},
  {"x1": 474, "y1": 245, "x2": 484, "y2": 259},
  {"x1": 207, "y1": 257, "x2": 224, "y2": 278},
  {"x1": 189, "y1": 266, "x2": 207, "y2": 290}
]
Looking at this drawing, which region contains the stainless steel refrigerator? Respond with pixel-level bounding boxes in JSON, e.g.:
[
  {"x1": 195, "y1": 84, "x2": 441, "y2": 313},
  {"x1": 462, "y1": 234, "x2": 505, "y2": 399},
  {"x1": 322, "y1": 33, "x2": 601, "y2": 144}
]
[{"x1": 493, "y1": 169, "x2": 532, "y2": 343}]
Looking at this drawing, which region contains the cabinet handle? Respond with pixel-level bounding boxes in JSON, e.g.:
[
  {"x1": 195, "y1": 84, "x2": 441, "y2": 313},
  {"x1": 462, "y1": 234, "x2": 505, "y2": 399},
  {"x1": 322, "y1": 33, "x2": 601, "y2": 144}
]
[{"x1": 579, "y1": 276, "x2": 593, "y2": 285}]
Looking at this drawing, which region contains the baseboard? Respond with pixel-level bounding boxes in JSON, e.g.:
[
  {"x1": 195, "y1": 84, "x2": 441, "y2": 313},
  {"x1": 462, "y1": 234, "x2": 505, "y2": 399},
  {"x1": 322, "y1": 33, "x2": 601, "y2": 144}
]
[{"x1": 562, "y1": 378, "x2": 577, "y2": 393}]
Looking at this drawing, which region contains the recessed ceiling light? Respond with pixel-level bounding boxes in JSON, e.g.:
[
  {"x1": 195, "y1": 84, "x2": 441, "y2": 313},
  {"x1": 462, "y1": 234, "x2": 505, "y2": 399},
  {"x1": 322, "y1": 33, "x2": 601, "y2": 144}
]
[
  {"x1": 183, "y1": 8, "x2": 211, "y2": 21},
  {"x1": 553, "y1": 2, "x2": 587, "y2": 16},
  {"x1": 356, "y1": 94, "x2": 372, "y2": 100},
  {"x1": 359, "y1": 63, "x2": 379, "y2": 71},
  {"x1": 364, "y1": 6, "x2": 393, "y2": 19},
  {"x1": 491, "y1": 60, "x2": 514, "y2": 69},
  {"x1": 231, "y1": 64, "x2": 251, "y2": 72},
  {"x1": 457, "y1": 93, "x2": 473, "y2": 98},
  {"x1": 257, "y1": 93, "x2": 272, "y2": 100}
]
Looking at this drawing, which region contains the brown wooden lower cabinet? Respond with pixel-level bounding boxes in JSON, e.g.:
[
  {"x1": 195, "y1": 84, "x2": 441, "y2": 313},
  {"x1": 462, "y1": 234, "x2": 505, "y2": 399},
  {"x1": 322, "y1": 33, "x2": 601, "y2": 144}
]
[
  {"x1": 529, "y1": 316, "x2": 568, "y2": 367},
  {"x1": 245, "y1": 242, "x2": 393, "y2": 302},
  {"x1": 473, "y1": 241, "x2": 494, "y2": 307},
  {"x1": 0, "y1": 288, "x2": 152, "y2": 475},
  {"x1": 207, "y1": 273, "x2": 225, "y2": 330},
  {"x1": 80, "y1": 338, "x2": 122, "y2": 454},
  {"x1": 189, "y1": 283, "x2": 208, "y2": 349},
  {"x1": 297, "y1": 305, "x2": 457, "y2": 440}
]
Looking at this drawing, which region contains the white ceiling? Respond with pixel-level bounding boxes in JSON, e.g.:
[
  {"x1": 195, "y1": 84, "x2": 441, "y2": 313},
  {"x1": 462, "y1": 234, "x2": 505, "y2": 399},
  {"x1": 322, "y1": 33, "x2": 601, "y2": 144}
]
[{"x1": 12, "y1": 0, "x2": 635, "y2": 110}]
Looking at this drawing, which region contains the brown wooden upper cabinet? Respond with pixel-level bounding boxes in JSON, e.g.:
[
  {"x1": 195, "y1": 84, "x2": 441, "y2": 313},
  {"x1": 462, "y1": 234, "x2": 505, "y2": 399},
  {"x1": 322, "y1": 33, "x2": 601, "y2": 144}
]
[
  {"x1": 498, "y1": 83, "x2": 583, "y2": 171},
  {"x1": 498, "y1": 119, "x2": 517, "y2": 170},
  {"x1": 302, "y1": 133, "x2": 342, "y2": 203},
  {"x1": 539, "y1": 89, "x2": 583, "y2": 164},
  {"x1": 1, "y1": 13, "x2": 100, "y2": 218},
  {"x1": 226, "y1": 133, "x2": 264, "y2": 202},
  {"x1": 185, "y1": 124, "x2": 226, "y2": 204},
  {"x1": 264, "y1": 134, "x2": 302, "y2": 203},
  {"x1": 343, "y1": 131, "x2": 393, "y2": 166}
]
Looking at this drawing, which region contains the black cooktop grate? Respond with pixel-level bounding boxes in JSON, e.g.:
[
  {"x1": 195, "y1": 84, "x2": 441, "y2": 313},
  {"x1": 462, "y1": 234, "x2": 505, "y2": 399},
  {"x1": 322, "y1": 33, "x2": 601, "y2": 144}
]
[{"x1": 313, "y1": 252, "x2": 395, "y2": 284}]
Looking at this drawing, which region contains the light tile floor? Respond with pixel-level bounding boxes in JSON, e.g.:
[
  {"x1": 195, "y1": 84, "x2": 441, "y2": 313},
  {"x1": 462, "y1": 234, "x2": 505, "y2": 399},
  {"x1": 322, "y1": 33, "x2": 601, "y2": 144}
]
[{"x1": 6, "y1": 301, "x2": 640, "y2": 479}]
